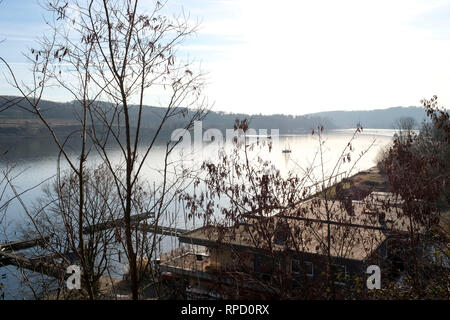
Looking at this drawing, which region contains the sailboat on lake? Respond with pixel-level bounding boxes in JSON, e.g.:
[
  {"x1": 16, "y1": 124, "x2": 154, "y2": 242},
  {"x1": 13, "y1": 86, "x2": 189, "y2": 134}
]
[{"x1": 282, "y1": 143, "x2": 291, "y2": 153}]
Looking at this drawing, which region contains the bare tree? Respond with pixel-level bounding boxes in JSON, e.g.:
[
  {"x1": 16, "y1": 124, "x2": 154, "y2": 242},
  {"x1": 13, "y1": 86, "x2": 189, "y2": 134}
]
[
  {"x1": 63, "y1": 0, "x2": 207, "y2": 299},
  {"x1": 393, "y1": 117, "x2": 417, "y2": 143},
  {"x1": 0, "y1": 20, "x2": 105, "y2": 298},
  {"x1": 181, "y1": 121, "x2": 384, "y2": 299},
  {"x1": 378, "y1": 97, "x2": 449, "y2": 298},
  {"x1": 23, "y1": 164, "x2": 126, "y2": 299},
  {"x1": 0, "y1": 0, "x2": 208, "y2": 300}
]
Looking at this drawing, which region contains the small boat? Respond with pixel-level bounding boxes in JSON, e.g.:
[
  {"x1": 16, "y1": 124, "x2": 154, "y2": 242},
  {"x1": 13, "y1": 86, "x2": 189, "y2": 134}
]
[{"x1": 282, "y1": 144, "x2": 292, "y2": 153}]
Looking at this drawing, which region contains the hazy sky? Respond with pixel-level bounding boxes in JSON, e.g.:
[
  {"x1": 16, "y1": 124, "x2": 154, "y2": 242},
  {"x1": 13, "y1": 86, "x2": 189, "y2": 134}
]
[{"x1": 1, "y1": 0, "x2": 450, "y2": 115}]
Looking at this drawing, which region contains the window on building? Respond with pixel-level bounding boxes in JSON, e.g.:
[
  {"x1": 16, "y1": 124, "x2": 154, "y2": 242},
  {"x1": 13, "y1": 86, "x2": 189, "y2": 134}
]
[
  {"x1": 331, "y1": 264, "x2": 347, "y2": 285},
  {"x1": 254, "y1": 254, "x2": 285, "y2": 281},
  {"x1": 304, "y1": 261, "x2": 314, "y2": 276},
  {"x1": 291, "y1": 259, "x2": 313, "y2": 277}
]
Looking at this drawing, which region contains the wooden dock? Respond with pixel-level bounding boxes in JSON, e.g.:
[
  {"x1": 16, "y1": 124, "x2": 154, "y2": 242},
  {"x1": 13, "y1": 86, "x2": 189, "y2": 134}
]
[
  {"x1": 0, "y1": 236, "x2": 51, "y2": 252},
  {"x1": 0, "y1": 235, "x2": 66, "y2": 279},
  {"x1": 0, "y1": 249, "x2": 66, "y2": 279},
  {"x1": 82, "y1": 211, "x2": 154, "y2": 234},
  {"x1": 0, "y1": 212, "x2": 188, "y2": 281},
  {"x1": 138, "y1": 224, "x2": 187, "y2": 237},
  {"x1": 83, "y1": 211, "x2": 188, "y2": 237}
]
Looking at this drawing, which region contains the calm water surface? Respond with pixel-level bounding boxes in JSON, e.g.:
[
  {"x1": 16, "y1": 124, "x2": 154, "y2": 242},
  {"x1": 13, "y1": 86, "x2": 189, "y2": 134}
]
[{"x1": 0, "y1": 129, "x2": 395, "y2": 298}]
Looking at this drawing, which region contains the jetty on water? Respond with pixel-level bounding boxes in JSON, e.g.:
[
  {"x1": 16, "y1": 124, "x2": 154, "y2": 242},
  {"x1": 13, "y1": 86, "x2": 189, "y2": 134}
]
[
  {"x1": 0, "y1": 235, "x2": 66, "y2": 279},
  {"x1": 0, "y1": 211, "x2": 188, "y2": 280}
]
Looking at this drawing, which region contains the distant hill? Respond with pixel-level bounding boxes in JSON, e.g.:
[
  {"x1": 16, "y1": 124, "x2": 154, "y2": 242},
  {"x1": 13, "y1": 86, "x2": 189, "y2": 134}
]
[
  {"x1": 307, "y1": 106, "x2": 428, "y2": 129},
  {"x1": 0, "y1": 96, "x2": 429, "y2": 137},
  {"x1": 0, "y1": 96, "x2": 333, "y2": 137}
]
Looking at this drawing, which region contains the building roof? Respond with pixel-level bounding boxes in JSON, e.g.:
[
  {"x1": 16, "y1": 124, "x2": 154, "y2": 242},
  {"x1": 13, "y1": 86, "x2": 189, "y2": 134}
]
[{"x1": 179, "y1": 193, "x2": 414, "y2": 261}]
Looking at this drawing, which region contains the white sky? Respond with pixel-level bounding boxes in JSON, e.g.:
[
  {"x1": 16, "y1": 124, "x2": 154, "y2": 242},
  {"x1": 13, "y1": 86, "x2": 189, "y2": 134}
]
[
  {"x1": 2, "y1": 0, "x2": 450, "y2": 115},
  {"x1": 192, "y1": 0, "x2": 450, "y2": 115}
]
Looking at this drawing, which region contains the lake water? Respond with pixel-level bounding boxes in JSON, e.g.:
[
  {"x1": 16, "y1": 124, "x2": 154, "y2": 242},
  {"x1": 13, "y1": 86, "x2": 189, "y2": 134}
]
[{"x1": 0, "y1": 128, "x2": 395, "y2": 299}]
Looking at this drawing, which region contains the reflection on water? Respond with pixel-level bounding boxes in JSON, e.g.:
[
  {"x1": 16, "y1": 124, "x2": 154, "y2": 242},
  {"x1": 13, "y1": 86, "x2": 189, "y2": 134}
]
[
  {"x1": 0, "y1": 129, "x2": 395, "y2": 299},
  {"x1": 0, "y1": 129, "x2": 395, "y2": 237}
]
